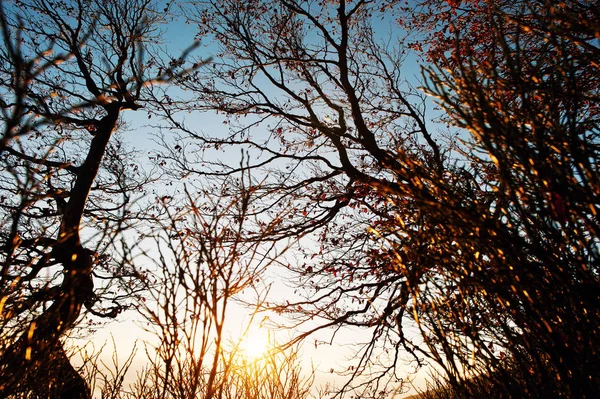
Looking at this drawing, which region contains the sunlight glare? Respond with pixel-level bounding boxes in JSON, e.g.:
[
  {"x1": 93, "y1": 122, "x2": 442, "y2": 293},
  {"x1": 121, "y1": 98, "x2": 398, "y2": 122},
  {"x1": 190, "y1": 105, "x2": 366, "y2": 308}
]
[{"x1": 240, "y1": 331, "x2": 269, "y2": 360}]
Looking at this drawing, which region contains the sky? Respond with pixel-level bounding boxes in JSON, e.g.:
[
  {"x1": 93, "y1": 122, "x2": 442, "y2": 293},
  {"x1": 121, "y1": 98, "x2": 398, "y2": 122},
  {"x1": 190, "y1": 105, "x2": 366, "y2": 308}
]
[{"x1": 76, "y1": 1, "x2": 443, "y2": 397}]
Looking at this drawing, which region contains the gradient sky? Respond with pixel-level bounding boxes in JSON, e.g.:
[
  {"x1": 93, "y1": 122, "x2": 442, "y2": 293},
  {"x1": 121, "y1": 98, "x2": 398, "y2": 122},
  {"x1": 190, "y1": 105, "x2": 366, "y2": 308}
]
[{"x1": 88, "y1": 2, "x2": 441, "y2": 397}]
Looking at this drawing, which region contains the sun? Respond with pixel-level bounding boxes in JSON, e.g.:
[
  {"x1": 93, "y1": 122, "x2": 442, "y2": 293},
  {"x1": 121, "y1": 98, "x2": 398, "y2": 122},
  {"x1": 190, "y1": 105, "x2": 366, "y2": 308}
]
[{"x1": 240, "y1": 331, "x2": 270, "y2": 360}]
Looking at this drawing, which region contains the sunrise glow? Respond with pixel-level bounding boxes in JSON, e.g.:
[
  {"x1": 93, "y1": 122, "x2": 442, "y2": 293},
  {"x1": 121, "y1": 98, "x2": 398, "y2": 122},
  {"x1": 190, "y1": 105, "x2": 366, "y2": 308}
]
[{"x1": 240, "y1": 331, "x2": 270, "y2": 360}]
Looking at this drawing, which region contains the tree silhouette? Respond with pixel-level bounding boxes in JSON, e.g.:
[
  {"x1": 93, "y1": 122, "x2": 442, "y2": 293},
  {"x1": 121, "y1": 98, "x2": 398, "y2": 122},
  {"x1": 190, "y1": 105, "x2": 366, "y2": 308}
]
[
  {"x1": 422, "y1": 1, "x2": 600, "y2": 396},
  {"x1": 128, "y1": 172, "x2": 315, "y2": 399},
  {"x1": 160, "y1": 0, "x2": 599, "y2": 397},
  {"x1": 0, "y1": 0, "x2": 198, "y2": 396}
]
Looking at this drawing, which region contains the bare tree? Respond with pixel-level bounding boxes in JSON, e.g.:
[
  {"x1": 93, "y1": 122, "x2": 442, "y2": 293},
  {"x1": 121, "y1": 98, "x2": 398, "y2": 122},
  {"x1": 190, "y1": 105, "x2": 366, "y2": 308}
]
[
  {"x1": 157, "y1": 0, "x2": 451, "y2": 396},
  {"x1": 125, "y1": 170, "x2": 315, "y2": 399},
  {"x1": 156, "y1": 0, "x2": 599, "y2": 397},
  {"x1": 0, "y1": 0, "x2": 199, "y2": 396}
]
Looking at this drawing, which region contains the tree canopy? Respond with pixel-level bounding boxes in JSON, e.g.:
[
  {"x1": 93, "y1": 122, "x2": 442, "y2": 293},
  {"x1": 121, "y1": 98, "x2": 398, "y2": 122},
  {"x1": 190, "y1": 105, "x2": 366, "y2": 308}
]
[
  {"x1": 0, "y1": 0, "x2": 196, "y2": 396},
  {"x1": 0, "y1": 0, "x2": 598, "y2": 398}
]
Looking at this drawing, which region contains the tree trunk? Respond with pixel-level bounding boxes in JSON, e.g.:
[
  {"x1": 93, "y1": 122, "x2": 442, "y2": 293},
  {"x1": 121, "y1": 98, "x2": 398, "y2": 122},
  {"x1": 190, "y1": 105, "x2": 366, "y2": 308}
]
[{"x1": 0, "y1": 108, "x2": 119, "y2": 398}]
